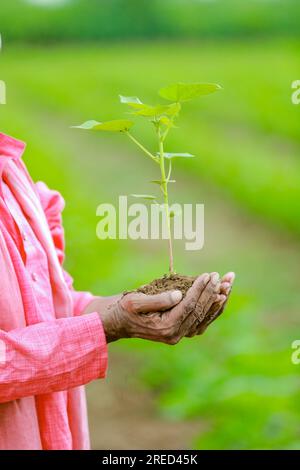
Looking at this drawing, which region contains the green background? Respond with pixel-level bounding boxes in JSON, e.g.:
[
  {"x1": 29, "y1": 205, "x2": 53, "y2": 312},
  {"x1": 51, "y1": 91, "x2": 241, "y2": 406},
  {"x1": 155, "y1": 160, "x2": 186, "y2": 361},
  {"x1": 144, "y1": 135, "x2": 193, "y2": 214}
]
[{"x1": 1, "y1": 0, "x2": 300, "y2": 450}]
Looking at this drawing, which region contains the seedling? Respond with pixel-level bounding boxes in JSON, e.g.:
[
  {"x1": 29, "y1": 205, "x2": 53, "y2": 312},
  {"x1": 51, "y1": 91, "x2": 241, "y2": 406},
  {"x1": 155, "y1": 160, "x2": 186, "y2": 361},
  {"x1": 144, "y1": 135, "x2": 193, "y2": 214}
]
[{"x1": 72, "y1": 82, "x2": 221, "y2": 278}]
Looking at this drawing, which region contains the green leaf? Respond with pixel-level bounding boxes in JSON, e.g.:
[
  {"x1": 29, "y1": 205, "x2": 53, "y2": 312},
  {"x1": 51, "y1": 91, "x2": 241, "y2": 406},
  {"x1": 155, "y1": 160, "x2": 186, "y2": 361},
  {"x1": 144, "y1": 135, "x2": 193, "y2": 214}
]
[
  {"x1": 132, "y1": 104, "x2": 158, "y2": 117},
  {"x1": 158, "y1": 116, "x2": 177, "y2": 128},
  {"x1": 161, "y1": 103, "x2": 181, "y2": 117},
  {"x1": 71, "y1": 119, "x2": 134, "y2": 132},
  {"x1": 71, "y1": 120, "x2": 99, "y2": 129},
  {"x1": 119, "y1": 95, "x2": 144, "y2": 110},
  {"x1": 159, "y1": 82, "x2": 222, "y2": 102},
  {"x1": 156, "y1": 152, "x2": 195, "y2": 159},
  {"x1": 131, "y1": 194, "x2": 157, "y2": 200},
  {"x1": 133, "y1": 102, "x2": 180, "y2": 118},
  {"x1": 119, "y1": 95, "x2": 142, "y2": 105},
  {"x1": 120, "y1": 95, "x2": 180, "y2": 118}
]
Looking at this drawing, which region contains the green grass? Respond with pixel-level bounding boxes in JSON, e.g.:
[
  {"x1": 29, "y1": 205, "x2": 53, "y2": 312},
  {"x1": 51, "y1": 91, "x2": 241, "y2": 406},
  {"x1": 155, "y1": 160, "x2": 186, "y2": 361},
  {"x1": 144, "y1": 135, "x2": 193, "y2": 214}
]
[{"x1": 1, "y1": 40, "x2": 300, "y2": 449}]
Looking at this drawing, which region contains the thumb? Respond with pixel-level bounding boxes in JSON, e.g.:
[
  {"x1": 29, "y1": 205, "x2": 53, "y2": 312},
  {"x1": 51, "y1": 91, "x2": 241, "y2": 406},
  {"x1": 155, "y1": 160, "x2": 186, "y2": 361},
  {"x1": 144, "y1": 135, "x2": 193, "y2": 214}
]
[{"x1": 121, "y1": 290, "x2": 182, "y2": 314}]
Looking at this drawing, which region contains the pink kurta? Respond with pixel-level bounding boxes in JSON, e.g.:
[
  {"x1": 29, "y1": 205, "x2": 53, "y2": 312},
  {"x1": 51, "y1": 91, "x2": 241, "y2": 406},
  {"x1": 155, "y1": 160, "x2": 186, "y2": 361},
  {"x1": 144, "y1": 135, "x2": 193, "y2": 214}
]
[{"x1": 0, "y1": 133, "x2": 108, "y2": 450}]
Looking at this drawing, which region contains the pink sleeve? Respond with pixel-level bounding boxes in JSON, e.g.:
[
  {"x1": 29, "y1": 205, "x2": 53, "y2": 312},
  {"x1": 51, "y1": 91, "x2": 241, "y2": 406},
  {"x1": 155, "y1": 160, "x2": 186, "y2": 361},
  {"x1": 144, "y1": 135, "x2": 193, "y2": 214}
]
[
  {"x1": 0, "y1": 312, "x2": 107, "y2": 404},
  {"x1": 36, "y1": 181, "x2": 96, "y2": 316}
]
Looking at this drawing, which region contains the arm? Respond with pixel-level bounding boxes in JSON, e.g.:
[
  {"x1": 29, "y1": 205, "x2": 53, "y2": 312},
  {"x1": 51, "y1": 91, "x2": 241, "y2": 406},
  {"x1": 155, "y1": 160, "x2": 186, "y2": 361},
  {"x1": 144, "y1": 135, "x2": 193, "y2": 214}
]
[
  {"x1": 0, "y1": 312, "x2": 107, "y2": 404},
  {"x1": 0, "y1": 272, "x2": 228, "y2": 404}
]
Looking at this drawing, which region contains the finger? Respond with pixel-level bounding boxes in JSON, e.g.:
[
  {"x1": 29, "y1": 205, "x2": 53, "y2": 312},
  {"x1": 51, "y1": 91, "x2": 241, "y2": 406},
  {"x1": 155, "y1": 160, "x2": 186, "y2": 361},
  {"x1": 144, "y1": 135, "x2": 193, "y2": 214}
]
[
  {"x1": 169, "y1": 273, "x2": 210, "y2": 324},
  {"x1": 197, "y1": 294, "x2": 227, "y2": 335},
  {"x1": 188, "y1": 273, "x2": 235, "y2": 338},
  {"x1": 203, "y1": 290, "x2": 231, "y2": 328},
  {"x1": 222, "y1": 272, "x2": 235, "y2": 283},
  {"x1": 186, "y1": 293, "x2": 224, "y2": 337},
  {"x1": 220, "y1": 282, "x2": 231, "y2": 295},
  {"x1": 206, "y1": 294, "x2": 227, "y2": 323},
  {"x1": 214, "y1": 289, "x2": 232, "y2": 321},
  {"x1": 121, "y1": 290, "x2": 182, "y2": 314},
  {"x1": 206, "y1": 293, "x2": 226, "y2": 318},
  {"x1": 180, "y1": 274, "x2": 220, "y2": 335},
  {"x1": 210, "y1": 272, "x2": 221, "y2": 292},
  {"x1": 219, "y1": 272, "x2": 235, "y2": 295},
  {"x1": 194, "y1": 272, "x2": 220, "y2": 321}
]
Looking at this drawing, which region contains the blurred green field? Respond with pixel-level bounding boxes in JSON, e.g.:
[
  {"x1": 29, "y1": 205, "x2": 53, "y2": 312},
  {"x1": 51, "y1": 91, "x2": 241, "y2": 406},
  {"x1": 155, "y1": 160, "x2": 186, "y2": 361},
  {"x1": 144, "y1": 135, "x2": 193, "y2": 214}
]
[
  {"x1": 2, "y1": 0, "x2": 300, "y2": 41},
  {"x1": 1, "y1": 39, "x2": 300, "y2": 449}
]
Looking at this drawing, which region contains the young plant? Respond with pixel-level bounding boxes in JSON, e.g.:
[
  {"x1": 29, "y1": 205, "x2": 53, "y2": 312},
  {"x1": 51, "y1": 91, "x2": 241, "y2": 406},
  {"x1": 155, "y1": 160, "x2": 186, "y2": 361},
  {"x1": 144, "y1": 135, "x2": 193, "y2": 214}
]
[{"x1": 72, "y1": 82, "x2": 221, "y2": 274}]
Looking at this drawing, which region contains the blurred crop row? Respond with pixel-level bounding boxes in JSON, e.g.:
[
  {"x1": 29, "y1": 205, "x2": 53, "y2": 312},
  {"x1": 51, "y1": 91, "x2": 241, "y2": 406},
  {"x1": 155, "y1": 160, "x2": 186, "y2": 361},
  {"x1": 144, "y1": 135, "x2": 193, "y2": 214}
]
[{"x1": 1, "y1": 0, "x2": 300, "y2": 42}]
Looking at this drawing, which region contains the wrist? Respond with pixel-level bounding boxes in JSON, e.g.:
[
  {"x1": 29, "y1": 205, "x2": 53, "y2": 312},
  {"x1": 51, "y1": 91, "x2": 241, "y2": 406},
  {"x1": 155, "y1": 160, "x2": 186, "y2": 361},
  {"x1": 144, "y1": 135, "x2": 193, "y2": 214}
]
[
  {"x1": 84, "y1": 294, "x2": 122, "y2": 315},
  {"x1": 98, "y1": 301, "x2": 127, "y2": 343}
]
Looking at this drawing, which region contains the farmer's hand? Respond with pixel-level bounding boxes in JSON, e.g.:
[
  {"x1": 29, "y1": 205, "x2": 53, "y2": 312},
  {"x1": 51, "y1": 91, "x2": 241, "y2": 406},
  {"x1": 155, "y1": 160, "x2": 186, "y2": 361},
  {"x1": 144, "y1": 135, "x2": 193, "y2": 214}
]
[
  {"x1": 185, "y1": 271, "x2": 235, "y2": 337},
  {"x1": 98, "y1": 273, "x2": 221, "y2": 344}
]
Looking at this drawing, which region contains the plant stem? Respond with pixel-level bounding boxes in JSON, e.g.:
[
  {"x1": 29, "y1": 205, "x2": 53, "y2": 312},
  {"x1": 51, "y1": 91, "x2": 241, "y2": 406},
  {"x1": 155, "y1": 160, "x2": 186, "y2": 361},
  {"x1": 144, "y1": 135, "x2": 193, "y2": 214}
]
[
  {"x1": 158, "y1": 131, "x2": 174, "y2": 274},
  {"x1": 126, "y1": 132, "x2": 159, "y2": 164},
  {"x1": 166, "y1": 160, "x2": 172, "y2": 182},
  {"x1": 161, "y1": 107, "x2": 179, "y2": 142}
]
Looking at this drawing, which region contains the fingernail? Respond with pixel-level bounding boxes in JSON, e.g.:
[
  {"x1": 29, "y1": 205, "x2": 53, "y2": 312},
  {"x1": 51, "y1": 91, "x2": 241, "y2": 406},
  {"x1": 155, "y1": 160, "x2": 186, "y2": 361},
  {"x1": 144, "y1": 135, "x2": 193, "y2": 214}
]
[
  {"x1": 211, "y1": 273, "x2": 220, "y2": 285},
  {"x1": 171, "y1": 290, "x2": 182, "y2": 303},
  {"x1": 202, "y1": 273, "x2": 209, "y2": 283},
  {"x1": 227, "y1": 272, "x2": 235, "y2": 281}
]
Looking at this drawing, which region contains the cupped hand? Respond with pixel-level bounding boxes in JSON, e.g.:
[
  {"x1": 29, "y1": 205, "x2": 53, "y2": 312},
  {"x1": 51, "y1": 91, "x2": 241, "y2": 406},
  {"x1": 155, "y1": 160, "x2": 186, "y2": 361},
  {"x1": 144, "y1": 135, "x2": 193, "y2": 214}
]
[
  {"x1": 185, "y1": 271, "x2": 235, "y2": 337},
  {"x1": 99, "y1": 272, "x2": 221, "y2": 344}
]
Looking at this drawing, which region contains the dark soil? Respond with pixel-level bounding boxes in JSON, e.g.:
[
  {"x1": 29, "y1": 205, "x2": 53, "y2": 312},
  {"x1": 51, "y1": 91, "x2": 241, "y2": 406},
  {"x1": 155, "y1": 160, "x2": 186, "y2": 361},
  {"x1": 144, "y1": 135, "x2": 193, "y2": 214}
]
[{"x1": 136, "y1": 273, "x2": 196, "y2": 298}]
